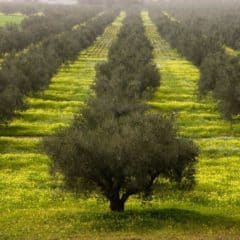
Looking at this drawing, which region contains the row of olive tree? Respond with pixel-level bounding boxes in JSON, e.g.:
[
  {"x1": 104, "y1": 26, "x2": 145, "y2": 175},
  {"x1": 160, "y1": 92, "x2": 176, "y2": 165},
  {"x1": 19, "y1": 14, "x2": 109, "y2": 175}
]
[
  {"x1": 200, "y1": 52, "x2": 240, "y2": 118},
  {"x1": 44, "y1": 12, "x2": 198, "y2": 212},
  {"x1": 165, "y1": 3, "x2": 240, "y2": 51},
  {"x1": 149, "y1": 10, "x2": 240, "y2": 119},
  {"x1": 0, "y1": 7, "x2": 99, "y2": 56},
  {"x1": 164, "y1": 6, "x2": 240, "y2": 119},
  {"x1": 0, "y1": 11, "x2": 117, "y2": 123},
  {"x1": 149, "y1": 11, "x2": 221, "y2": 67}
]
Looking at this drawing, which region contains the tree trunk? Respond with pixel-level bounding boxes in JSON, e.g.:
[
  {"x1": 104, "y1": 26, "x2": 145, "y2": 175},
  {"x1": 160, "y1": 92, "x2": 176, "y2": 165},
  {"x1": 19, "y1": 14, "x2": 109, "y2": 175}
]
[{"x1": 109, "y1": 198, "x2": 125, "y2": 212}]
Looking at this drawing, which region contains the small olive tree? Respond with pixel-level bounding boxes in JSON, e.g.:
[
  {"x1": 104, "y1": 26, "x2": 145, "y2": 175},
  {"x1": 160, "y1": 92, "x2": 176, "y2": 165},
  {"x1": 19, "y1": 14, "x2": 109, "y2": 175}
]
[{"x1": 44, "y1": 110, "x2": 198, "y2": 212}]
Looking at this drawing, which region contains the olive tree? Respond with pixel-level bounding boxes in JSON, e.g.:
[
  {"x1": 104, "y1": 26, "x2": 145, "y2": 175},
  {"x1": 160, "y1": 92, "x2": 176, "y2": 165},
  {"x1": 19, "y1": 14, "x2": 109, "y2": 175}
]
[{"x1": 44, "y1": 110, "x2": 198, "y2": 212}]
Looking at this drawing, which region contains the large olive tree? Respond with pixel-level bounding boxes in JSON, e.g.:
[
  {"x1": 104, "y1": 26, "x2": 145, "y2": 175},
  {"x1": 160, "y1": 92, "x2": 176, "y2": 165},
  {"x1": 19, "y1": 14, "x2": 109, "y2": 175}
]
[{"x1": 44, "y1": 109, "x2": 198, "y2": 212}]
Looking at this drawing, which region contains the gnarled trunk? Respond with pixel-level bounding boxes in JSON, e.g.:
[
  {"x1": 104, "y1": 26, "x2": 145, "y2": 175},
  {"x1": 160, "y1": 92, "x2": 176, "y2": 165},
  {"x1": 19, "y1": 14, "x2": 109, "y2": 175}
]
[{"x1": 109, "y1": 198, "x2": 125, "y2": 212}]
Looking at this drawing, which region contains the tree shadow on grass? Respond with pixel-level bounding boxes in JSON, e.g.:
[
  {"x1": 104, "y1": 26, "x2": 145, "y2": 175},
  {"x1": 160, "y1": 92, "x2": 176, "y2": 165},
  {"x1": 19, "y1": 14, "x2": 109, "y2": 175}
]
[{"x1": 72, "y1": 208, "x2": 240, "y2": 233}]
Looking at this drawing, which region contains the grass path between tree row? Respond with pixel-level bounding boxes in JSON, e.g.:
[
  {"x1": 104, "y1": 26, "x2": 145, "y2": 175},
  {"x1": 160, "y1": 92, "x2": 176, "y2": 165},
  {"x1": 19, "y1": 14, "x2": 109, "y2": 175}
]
[
  {"x1": 142, "y1": 10, "x2": 240, "y2": 233},
  {"x1": 0, "y1": 12, "x2": 125, "y2": 239}
]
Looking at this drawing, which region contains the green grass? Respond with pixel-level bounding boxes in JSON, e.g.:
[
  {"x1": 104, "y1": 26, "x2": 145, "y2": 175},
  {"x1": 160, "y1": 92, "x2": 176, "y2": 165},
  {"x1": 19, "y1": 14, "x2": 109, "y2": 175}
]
[
  {"x1": 0, "y1": 14, "x2": 24, "y2": 26},
  {"x1": 224, "y1": 46, "x2": 240, "y2": 57}
]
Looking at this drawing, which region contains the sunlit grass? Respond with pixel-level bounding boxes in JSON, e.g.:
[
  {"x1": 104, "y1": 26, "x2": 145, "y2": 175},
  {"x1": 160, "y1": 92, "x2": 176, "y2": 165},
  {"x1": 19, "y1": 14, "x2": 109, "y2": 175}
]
[
  {"x1": 0, "y1": 137, "x2": 40, "y2": 153},
  {"x1": 225, "y1": 46, "x2": 240, "y2": 57},
  {"x1": 0, "y1": 14, "x2": 25, "y2": 26}
]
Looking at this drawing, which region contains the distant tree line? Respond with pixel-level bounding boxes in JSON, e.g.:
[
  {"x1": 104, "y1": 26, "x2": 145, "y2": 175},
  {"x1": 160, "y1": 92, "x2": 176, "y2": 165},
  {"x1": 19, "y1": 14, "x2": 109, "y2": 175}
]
[
  {"x1": 0, "y1": 11, "x2": 117, "y2": 123},
  {"x1": 0, "y1": 2, "x2": 70, "y2": 16},
  {"x1": 149, "y1": 10, "x2": 240, "y2": 119},
  {"x1": 78, "y1": 0, "x2": 144, "y2": 7},
  {"x1": 44, "y1": 12, "x2": 198, "y2": 212},
  {"x1": 0, "y1": 7, "x2": 99, "y2": 56}
]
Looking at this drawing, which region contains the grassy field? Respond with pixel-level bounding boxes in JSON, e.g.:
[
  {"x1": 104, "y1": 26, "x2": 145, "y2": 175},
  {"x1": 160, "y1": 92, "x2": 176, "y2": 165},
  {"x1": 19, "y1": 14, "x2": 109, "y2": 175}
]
[
  {"x1": 0, "y1": 14, "x2": 24, "y2": 26},
  {"x1": 225, "y1": 46, "x2": 240, "y2": 57},
  {"x1": 1, "y1": 10, "x2": 240, "y2": 239}
]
